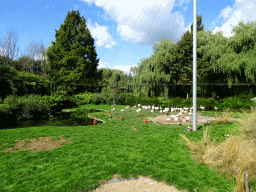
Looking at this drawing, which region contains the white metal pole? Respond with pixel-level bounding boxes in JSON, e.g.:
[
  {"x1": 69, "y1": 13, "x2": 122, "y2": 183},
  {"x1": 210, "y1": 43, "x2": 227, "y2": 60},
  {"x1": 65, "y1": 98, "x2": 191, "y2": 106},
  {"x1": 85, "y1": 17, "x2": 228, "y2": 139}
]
[{"x1": 193, "y1": 0, "x2": 197, "y2": 131}]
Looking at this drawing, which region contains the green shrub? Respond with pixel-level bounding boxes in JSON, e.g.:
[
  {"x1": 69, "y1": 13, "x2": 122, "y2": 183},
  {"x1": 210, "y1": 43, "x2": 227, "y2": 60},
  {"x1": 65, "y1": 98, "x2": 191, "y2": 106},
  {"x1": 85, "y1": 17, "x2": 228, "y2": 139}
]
[
  {"x1": 41, "y1": 85, "x2": 76, "y2": 110},
  {"x1": 2, "y1": 93, "x2": 23, "y2": 115},
  {"x1": 170, "y1": 97, "x2": 182, "y2": 107},
  {"x1": 124, "y1": 93, "x2": 136, "y2": 106},
  {"x1": 17, "y1": 94, "x2": 51, "y2": 120},
  {"x1": 69, "y1": 91, "x2": 94, "y2": 105},
  {"x1": 91, "y1": 93, "x2": 103, "y2": 104},
  {"x1": 115, "y1": 93, "x2": 127, "y2": 105},
  {"x1": 2, "y1": 93, "x2": 51, "y2": 120}
]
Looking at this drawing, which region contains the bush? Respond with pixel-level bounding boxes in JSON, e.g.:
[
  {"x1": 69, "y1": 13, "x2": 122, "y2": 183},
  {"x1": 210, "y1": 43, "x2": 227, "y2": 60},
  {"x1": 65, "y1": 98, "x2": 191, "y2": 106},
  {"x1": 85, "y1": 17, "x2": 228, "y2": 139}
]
[
  {"x1": 17, "y1": 94, "x2": 51, "y2": 120},
  {"x1": 124, "y1": 93, "x2": 136, "y2": 106},
  {"x1": 0, "y1": 93, "x2": 51, "y2": 121},
  {"x1": 91, "y1": 93, "x2": 103, "y2": 104},
  {"x1": 69, "y1": 91, "x2": 94, "y2": 106},
  {"x1": 41, "y1": 85, "x2": 77, "y2": 111},
  {"x1": 115, "y1": 93, "x2": 127, "y2": 105}
]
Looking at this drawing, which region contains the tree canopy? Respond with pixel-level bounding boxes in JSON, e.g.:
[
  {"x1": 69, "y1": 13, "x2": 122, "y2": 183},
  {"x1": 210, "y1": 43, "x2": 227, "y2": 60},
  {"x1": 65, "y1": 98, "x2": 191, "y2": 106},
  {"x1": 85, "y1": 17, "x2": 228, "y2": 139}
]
[{"x1": 45, "y1": 9, "x2": 100, "y2": 91}]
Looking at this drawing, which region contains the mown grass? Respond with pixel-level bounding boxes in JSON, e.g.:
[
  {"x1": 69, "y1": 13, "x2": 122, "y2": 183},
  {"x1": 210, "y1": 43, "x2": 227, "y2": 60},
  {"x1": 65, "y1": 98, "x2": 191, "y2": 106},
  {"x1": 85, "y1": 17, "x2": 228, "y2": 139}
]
[{"x1": 0, "y1": 103, "x2": 255, "y2": 192}]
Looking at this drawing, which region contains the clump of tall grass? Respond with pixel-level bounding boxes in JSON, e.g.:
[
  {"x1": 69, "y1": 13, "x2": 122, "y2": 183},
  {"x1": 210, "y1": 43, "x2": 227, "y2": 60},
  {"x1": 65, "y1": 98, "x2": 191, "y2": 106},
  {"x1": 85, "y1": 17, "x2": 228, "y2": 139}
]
[{"x1": 179, "y1": 106, "x2": 256, "y2": 192}]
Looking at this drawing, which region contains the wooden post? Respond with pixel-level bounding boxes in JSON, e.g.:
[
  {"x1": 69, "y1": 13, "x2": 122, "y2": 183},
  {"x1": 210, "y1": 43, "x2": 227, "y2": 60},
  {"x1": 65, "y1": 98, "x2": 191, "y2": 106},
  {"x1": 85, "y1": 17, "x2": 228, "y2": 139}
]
[{"x1": 244, "y1": 166, "x2": 249, "y2": 192}]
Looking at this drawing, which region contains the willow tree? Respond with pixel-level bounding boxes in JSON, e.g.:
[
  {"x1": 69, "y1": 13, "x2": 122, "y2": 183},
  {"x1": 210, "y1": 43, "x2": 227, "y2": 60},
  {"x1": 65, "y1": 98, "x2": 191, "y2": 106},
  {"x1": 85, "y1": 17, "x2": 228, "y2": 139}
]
[
  {"x1": 45, "y1": 9, "x2": 99, "y2": 94},
  {"x1": 131, "y1": 38, "x2": 175, "y2": 98},
  {"x1": 196, "y1": 30, "x2": 230, "y2": 85},
  {"x1": 212, "y1": 21, "x2": 256, "y2": 86}
]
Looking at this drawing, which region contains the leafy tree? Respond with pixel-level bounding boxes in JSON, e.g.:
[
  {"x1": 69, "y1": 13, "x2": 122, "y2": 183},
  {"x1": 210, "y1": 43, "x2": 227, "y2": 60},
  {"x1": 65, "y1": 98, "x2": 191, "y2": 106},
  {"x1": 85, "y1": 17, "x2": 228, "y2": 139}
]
[
  {"x1": 196, "y1": 30, "x2": 230, "y2": 85},
  {"x1": 213, "y1": 21, "x2": 256, "y2": 85},
  {"x1": 45, "y1": 9, "x2": 100, "y2": 94}
]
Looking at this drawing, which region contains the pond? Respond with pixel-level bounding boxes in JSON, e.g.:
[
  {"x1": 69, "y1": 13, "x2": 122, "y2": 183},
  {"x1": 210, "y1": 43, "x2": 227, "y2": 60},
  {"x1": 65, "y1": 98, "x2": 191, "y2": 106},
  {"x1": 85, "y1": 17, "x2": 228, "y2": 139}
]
[{"x1": 1, "y1": 109, "x2": 104, "y2": 130}]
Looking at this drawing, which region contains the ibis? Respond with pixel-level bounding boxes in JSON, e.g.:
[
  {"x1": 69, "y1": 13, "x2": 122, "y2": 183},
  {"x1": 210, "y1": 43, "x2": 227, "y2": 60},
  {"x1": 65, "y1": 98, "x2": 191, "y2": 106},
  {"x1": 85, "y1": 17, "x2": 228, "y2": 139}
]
[{"x1": 200, "y1": 105, "x2": 205, "y2": 112}]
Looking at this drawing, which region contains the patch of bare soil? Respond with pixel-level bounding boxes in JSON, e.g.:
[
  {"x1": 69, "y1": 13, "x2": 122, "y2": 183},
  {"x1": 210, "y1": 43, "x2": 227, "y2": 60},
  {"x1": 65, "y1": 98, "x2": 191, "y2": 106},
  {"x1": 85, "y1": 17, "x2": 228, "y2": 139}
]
[
  {"x1": 147, "y1": 114, "x2": 239, "y2": 125},
  {"x1": 91, "y1": 174, "x2": 189, "y2": 192},
  {"x1": 0, "y1": 135, "x2": 73, "y2": 153}
]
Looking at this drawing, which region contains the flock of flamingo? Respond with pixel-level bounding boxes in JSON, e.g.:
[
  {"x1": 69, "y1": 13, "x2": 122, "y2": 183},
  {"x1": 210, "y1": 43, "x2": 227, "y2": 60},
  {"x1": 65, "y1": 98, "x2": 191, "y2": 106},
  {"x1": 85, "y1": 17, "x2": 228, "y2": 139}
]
[{"x1": 93, "y1": 104, "x2": 219, "y2": 131}]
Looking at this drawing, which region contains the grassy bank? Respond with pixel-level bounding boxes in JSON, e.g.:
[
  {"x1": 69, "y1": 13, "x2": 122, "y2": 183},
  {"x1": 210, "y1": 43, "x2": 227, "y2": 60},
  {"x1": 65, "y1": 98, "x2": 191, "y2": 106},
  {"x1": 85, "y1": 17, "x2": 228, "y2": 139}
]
[{"x1": 0, "y1": 104, "x2": 255, "y2": 192}]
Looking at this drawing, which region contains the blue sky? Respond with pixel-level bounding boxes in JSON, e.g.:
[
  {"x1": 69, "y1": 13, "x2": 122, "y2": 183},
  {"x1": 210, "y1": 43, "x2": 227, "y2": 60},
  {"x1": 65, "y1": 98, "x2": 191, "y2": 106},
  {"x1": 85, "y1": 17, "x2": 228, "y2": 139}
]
[{"x1": 0, "y1": 0, "x2": 255, "y2": 77}]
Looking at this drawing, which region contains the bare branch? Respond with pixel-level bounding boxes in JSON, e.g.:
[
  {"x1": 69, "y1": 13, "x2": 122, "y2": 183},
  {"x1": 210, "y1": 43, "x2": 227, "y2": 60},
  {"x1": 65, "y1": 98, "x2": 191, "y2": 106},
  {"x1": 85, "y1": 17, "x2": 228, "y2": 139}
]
[{"x1": 0, "y1": 28, "x2": 20, "y2": 67}]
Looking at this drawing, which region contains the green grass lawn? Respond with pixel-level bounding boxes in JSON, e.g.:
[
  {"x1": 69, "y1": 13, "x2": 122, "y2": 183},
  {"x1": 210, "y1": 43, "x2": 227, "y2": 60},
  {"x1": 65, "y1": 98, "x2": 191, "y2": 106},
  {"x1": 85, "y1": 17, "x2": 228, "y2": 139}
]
[{"x1": 0, "y1": 103, "x2": 254, "y2": 192}]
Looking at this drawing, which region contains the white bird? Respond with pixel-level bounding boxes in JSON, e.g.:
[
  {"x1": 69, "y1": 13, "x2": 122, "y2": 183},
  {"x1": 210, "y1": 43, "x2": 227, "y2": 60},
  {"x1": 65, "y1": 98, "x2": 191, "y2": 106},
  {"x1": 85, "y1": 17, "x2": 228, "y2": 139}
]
[
  {"x1": 120, "y1": 109, "x2": 124, "y2": 112},
  {"x1": 200, "y1": 105, "x2": 205, "y2": 112},
  {"x1": 111, "y1": 108, "x2": 116, "y2": 111},
  {"x1": 171, "y1": 115, "x2": 176, "y2": 118},
  {"x1": 133, "y1": 106, "x2": 136, "y2": 108},
  {"x1": 186, "y1": 116, "x2": 190, "y2": 121},
  {"x1": 188, "y1": 112, "x2": 193, "y2": 116},
  {"x1": 160, "y1": 110, "x2": 163, "y2": 113},
  {"x1": 151, "y1": 109, "x2": 154, "y2": 113},
  {"x1": 152, "y1": 106, "x2": 155, "y2": 110},
  {"x1": 215, "y1": 106, "x2": 218, "y2": 110},
  {"x1": 166, "y1": 118, "x2": 171, "y2": 121},
  {"x1": 126, "y1": 106, "x2": 129, "y2": 109},
  {"x1": 160, "y1": 107, "x2": 162, "y2": 110},
  {"x1": 174, "y1": 117, "x2": 179, "y2": 121},
  {"x1": 163, "y1": 109, "x2": 169, "y2": 115},
  {"x1": 136, "y1": 108, "x2": 141, "y2": 112},
  {"x1": 138, "y1": 104, "x2": 141, "y2": 107},
  {"x1": 186, "y1": 126, "x2": 192, "y2": 131},
  {"x1": 155, "y1": 107, "x2": 159, "y2": 111},
  {"x1": 171, "y1": 108, "x2": 175, "y2": 113}
]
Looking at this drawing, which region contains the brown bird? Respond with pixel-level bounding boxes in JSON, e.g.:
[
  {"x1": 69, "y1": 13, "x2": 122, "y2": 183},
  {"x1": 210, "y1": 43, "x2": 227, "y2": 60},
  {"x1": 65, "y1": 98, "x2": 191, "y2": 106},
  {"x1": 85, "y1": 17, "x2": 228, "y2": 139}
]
[{"x1": 137, "y1": 113, "x2": 139, "y2": 117}]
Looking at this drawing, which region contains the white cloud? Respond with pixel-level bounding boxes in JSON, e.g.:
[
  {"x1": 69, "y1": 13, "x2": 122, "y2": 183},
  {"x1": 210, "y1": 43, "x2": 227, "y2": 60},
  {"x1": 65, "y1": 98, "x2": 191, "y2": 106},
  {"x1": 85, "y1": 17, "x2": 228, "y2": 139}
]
[
  {"x1": 219, "y1": 6, "x2": 233, "y2": 20},
  {"x1": 212, "y1": 0, "x2": 256, "y2": 38},
  {"x1": 81, "y1": 0, "x2": 191, "y2": 44},
  {"x1": 87, "y1": 20, "x2": 117, "y2": 48},
  {"x1": 97, "y1": 60, "x2": 112, "y2": 69}
]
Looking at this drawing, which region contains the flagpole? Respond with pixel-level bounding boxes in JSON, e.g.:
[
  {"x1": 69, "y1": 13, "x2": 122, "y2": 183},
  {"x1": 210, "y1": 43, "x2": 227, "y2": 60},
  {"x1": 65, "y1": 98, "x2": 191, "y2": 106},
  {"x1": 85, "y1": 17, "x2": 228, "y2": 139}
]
[{"x1": 193, "y1": 0, "x2": 197, "y2": 131}]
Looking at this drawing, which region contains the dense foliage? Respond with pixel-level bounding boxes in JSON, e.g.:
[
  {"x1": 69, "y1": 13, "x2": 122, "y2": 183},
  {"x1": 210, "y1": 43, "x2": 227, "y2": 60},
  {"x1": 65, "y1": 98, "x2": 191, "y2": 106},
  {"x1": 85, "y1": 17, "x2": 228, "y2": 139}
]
[{"x1": 45, "y1": 10, "x2": 100, "y2": 94}]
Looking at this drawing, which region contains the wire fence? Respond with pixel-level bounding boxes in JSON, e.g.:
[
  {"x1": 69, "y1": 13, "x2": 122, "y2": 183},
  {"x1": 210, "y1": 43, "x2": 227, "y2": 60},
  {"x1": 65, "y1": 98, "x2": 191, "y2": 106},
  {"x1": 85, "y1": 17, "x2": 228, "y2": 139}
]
[{"x1": 1, "y1": 77, "x2": 256, "y2": 99}]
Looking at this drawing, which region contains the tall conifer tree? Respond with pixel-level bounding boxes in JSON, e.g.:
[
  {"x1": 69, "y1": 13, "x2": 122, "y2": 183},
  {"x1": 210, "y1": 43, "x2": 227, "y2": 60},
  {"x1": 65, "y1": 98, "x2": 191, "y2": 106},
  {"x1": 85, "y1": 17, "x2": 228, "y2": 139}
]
[{"x1": 45, "y1": 9, "x2": 99, "y2": 93}]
